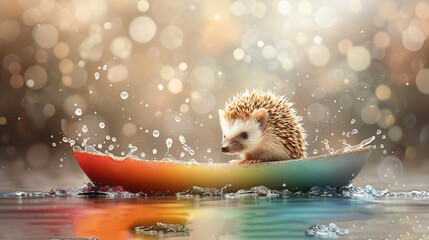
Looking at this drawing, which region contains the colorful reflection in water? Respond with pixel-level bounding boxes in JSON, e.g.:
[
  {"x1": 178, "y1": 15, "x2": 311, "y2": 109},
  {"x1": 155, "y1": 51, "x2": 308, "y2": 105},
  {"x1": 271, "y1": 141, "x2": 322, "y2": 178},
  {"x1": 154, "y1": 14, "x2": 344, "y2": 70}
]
[{"x1": 1, "y1": 196, "x2": 428, "y2": 239}]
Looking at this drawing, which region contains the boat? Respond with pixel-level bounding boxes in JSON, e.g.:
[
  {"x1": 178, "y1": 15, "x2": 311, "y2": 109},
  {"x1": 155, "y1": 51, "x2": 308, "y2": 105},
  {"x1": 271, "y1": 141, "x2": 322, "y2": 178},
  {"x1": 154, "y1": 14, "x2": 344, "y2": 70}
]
[{"x1": 73, "y1": 146, "x2": 372, "y2": 194}]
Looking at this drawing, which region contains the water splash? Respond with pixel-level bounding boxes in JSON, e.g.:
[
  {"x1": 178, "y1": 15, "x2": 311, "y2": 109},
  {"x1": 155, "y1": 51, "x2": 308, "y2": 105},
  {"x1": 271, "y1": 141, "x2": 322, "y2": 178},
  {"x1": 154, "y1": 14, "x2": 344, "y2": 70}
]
[
  {"x1": 2, "y1": 184, "x2": 429, "y2": 199},
  {"x1": 305, "y1": 223, "x2": 348, "y2": 237}
]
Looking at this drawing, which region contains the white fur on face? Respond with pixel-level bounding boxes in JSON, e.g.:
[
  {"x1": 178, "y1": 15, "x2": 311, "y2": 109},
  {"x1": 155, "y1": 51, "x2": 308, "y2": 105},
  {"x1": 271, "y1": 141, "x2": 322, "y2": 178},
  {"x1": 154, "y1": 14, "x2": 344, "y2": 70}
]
[{"x1": 219, "y1": 116, "x2": 263, "y2": 153}]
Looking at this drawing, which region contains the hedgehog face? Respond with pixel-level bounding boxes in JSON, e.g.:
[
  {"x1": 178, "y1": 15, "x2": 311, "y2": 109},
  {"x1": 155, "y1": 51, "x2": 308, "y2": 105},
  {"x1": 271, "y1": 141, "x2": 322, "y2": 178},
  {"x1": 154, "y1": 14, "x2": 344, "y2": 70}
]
[{"x1": 219, "y1": 108, "x2": 268, "y2": 155}]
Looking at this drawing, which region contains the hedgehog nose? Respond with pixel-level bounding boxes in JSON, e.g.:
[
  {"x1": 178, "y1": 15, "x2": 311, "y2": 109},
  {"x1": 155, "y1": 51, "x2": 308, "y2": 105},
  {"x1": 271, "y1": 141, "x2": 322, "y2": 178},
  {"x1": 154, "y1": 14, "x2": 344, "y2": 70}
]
[{"x1": 222, "y1": 146, "x2": 230, "y2": 152}]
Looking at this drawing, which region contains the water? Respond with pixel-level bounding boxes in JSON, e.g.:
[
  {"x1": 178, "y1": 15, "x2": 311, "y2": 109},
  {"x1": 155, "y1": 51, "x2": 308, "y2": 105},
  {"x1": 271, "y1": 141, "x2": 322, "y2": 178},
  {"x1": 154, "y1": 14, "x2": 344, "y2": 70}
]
[{"x1": 1, "y1": 185, "x2": 429, "y2": 239}]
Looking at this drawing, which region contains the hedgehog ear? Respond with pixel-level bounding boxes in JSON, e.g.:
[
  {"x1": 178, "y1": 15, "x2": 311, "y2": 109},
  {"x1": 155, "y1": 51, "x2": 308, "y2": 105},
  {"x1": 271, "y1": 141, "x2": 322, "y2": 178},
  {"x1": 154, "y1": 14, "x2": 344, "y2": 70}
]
[{"x1": 252, "y1": 108, "x2": 268, "y2": 130}]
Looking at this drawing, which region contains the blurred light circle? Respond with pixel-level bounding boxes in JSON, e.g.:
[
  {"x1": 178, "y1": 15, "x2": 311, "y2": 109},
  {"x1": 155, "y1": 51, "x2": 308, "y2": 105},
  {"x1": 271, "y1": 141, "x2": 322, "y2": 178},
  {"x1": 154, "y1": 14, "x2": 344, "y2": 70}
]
[
  {"x1": 8, "y1": 62, "x2": 21, "y2": 74},
  {"x1": 59, "y1": 59, "x2": 74, "y2": 74},
  {"x1": 230, "y1": 1, "x2": 246, "y2": 16},
  {"x1": 262, "y1": 45, "x2": 277, "y2": 59},
  {"x1": 160, "y1": 65, "x2": 175, "y2": 80},
  {"x1": 416, "y1": 68, "x2": 429, "y2": 94},
  {"x1": 0, "y1": 117, "x2": 6, "y2": 125},
  {"x1": 191, "y1": 90, "x2": 215, "y2": 114},
  {"x1": 347, "y1": 46, "x2": 371, "y2": 71},
  {"x1": 298, "y1": 1, "x2": 312, "y2": 15},
  {"x1": 137, "y1": 0, "x2": 150, "y2": 12},
  {"x1": 388, "y1": 125, "x2": 402, "y2": 142},
  {"x1": 377, "y1": 155, "x2": 403, "y2": 180},
  {"x1": 107, "y1": 64, "x2": 128, "y2": 83},
  {"x1": 179, "y1": 62, "x2": 187, "y2": 71},
  {"x1": 348, "y1": 0, "x2": 362, "y2": 13},
  {"x1": 54, "y1": 42, "x2": 70, "y2": 59},
  {"x1": 43, "y1": 104, "x2": 56, "y2": 117},
  {"x1": 74, "y1": 0, "x2": 107, "y2": 22},
  {"x1": 3, "y1": 54, "x2": 20, "y2": 70},
  {"x1": 27, "y1": 143, "x2": 49, "y2": 168},
  {"x1": 308, "y1": 45, "x2": 330, "y2": 67},
  {"x1": 420, "y1": 124, "x2": 429, "y2": 146},
  {"x1": 361, "y1": 104, "x2": 380, "y2": 124},
  {"x1": 280, "y1": 57, "x2": 294, "y2": 71},
  {"x1": 338, "y1": 39, "x2": 353, "y2": 54},
  {"x1": 277, "y1": 1, "x2": 291, "y2": 15},
  {"x1": 374, "y1": 31, "x2": 391, "y2": 49},
  {"x1": 35, "y1": 50, "x2": 48, "y2": 63},
  {"x1": 403, "y1": 114, "x2": 417, "y2": 129},
  {"x1": 33, "y1": 24, "x2": 59, "y2": 49},
  {"x1": 315, "y1": 7, "x2": 337, "y2": 28},
  {"x1": 168, "y1": 78, "x2": 183, "y2": 94},
  {"x1": 307, "y1": 103, "x2": 326, "y2": 122},
  {"x1": 415, "y1": 1, "x2": 429, "y2": 19},
  {"x1": 110, "y1": 36, "x2": 132, "y2": 60},
  {"x1": 129, "y1": 16, "x2": 157, "y2": 43},
  {"x1": 24, "y1": 65, "x2": 48, "y2": 90},
  {"x1": 160, "y1": 26, "x2": 184, "y2": 49},
  {"x1": 180, "y1": 104, "x2": 189, "y2": 113},
  {"x1": 10, "y1": 74, "x2": 24, "y2": 88},
  {"x1": 190, "y1": 66, "x2": 215, "y2": 89},
  {"x1": 0, "y1": 19, "x2": 20, "y2": 42},
  {"x1": 68, "y1": 66, "x2": 88, "y2": 89},
  {"x1": 377, "y1": 108, "x2": 395, "y2": 129},
  {"x1": 375, "y1": 84, "x2": 391, "y2": 100},
  {"x1": 233, "y1": 48, "x2": 245, "y2": 60},
  {"x1": 402, "y1": 26, "x2": 425, "y2": 51},
  {"x1": 123, "y1": 122, "x2": 137, "y2": 137}
]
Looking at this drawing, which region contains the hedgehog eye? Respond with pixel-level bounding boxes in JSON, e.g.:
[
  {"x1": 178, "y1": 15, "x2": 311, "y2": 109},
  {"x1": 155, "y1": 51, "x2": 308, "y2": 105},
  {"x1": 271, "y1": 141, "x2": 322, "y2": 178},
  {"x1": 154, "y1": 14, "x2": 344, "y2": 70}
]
[
  {"x1": 223, "y1": 135, "x2": 225, "y2": 138},
  {"x1": 241, "y1": 132, "x2": 248, "y2": 139}
]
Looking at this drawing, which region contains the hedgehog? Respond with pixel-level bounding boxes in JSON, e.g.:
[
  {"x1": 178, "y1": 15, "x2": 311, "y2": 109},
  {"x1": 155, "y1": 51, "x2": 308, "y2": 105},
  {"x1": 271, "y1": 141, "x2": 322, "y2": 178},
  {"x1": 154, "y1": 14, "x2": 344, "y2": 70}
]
[{"x1": 218, "y1": 89, "x2": 306, "y2": 164}]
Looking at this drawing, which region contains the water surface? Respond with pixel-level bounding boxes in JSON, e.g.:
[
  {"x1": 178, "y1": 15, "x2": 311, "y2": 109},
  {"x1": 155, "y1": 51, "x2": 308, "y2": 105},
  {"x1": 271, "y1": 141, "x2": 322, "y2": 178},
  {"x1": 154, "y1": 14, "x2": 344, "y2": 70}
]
[{"x1": 1, "y1": 191, "x2": 428, "y2": 240}]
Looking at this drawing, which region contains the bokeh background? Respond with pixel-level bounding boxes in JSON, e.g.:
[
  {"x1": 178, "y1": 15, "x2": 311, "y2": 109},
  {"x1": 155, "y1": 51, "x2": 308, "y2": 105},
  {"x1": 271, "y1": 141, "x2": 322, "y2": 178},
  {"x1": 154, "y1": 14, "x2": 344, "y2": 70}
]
[{"x1": 0, "y1": 0, "x2": 429, "y2": 191}]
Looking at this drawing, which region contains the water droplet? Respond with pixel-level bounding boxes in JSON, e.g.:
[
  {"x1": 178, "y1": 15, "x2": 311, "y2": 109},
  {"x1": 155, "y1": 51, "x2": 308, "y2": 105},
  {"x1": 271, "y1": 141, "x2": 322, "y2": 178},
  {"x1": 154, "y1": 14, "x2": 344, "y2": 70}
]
[
  {"x1": 208, "y1": 157, "x2": 213, "y2": 163},
  {"x1": 108, "y1": 145, "x2": 114, "y2": 150},
  {"x1": 313, "y1": 149, "x2": 318, "y2": 155},
  {"x1": 383, "y1": 173, "x2": 388, "y2": 178},
  {"x1": 52, "y1": 143, "x2": 56, "y2": 147},
  {"x1": 99, "y1": 122, "x2": 105, "y2": 128},
  {"x1": 351, "y1": 129, "x2": 358, "y2": 135},
  {"x1": 152, "y1": 148, "x2": 157, "y2": 154},
  {"x1": 166, "y1": 138, "x2": 173, "y2": 148},
  {"x1": 351, "y1": 118, "x2": 356, "y2": 124},
  {"x1": 382, "y1": 135, "x2": 386, "y2": 139},
  {"x1": 60, "y1": 164, "x2": 63, "y2": 168},
  {"x1": 97, "y1": 143, "x2": 102, "y2": 149},
  {"x1": 376, "y1": 129, "x2": 381, "y2": 135},
  {"x1": 102, "y1": 64, "x2": 107, "y2": 71},
  {"x1": 94, "y1": 72, "x2": 100, "y2": 80},
  {"x1": 180, "y1": 152, "x2": 185, "y2": 157},
  {"x1": 153, "y1": 130, "x2": 160, "y2": 138},
  {"x1": 207, "y1": 148, "x2": 211, "y2": 153},
  {"x1": 158, "y1": 84, "x2": 164, "y2": 91},
  {"x1": 329, "y1": 148, "x2": 334, "y2": 154},
  {"x1": 75, "y1": 108, "x2": 82, "y2": 116},
  {"x1": 112, "y1": 137, "x2": 117, "y2": 142},
  {"x1": 185, "y1": 98, "x2": 190, "y2": 103},
  {"x1": 120, "y1": 91, "x2": 129, "y2": 99},
  {"x1": 282, "y1": 183, "x2": 287, "y2": 187},
  {"x1": 179, "y1": 135, "x2": 186, "y2": 144},
  {"x1": 60, "y1": 157, "x2": 64, "y2": 162},
  {"x1": 82, "y1": 125, "x2": 88, "y2": 133},
  {"x1": 141, "y1": 152, "x2": 145, "y2": 158},
  {"x1": 175, "y1": 116, "x2": 181, "y2": 122}
]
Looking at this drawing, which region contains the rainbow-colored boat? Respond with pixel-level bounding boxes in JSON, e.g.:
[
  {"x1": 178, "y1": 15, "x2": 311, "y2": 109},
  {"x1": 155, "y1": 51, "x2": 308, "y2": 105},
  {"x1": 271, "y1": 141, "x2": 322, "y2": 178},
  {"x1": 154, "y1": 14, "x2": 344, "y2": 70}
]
[{"x1": 73, "y1": 146, "x2": 371, "y2": 194}]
